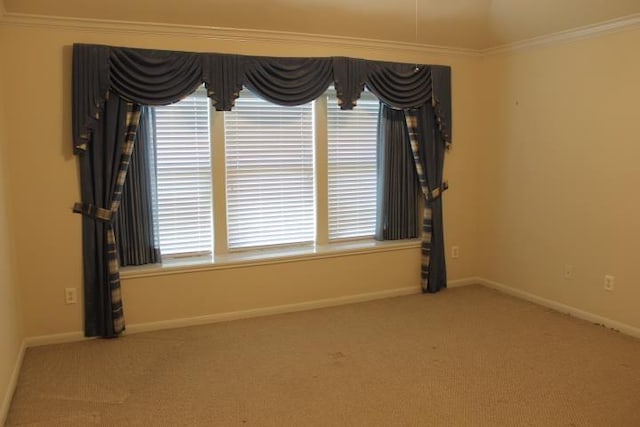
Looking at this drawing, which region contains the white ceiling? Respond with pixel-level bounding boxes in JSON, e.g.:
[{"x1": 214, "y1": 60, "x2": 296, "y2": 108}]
[{"x1": 3, "y1": 0, "x2": 640, "y2": 50}]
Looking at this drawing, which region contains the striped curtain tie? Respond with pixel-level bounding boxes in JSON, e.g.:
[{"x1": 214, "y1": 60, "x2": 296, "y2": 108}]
[
  {"x1": 72, "y1": 202, "x2": 114, "y2": 222},
  {"x1": 428, "y1": 181, "x2": 449, "y2": 202}
]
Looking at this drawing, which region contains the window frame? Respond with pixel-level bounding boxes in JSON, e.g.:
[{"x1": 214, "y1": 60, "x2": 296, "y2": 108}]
[{"x1": 143, "y1": 87, "x2": 412, "y2": 267}]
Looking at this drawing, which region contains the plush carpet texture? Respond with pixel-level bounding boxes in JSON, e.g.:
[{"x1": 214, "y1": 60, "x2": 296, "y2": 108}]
[{"x1": 7, "y1": 285, "x2": 640, "y2": 426}]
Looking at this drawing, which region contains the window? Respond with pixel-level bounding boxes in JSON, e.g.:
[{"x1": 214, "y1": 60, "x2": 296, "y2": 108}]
[
  {"x1": 327, "y1": 90, "x2": 379, "y2": 240},
  {"x1": 150, "y1": 87, "x2": 380, "y2": 258},
  {"x1": 153, "y1": 88, "x2": 213, "y2": 256}
]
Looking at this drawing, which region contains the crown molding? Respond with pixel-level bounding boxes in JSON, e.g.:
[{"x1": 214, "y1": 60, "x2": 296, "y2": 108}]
[
  {"x1": 0, "y1": 12, "x2": 480, "y2": 58},
  {"x1": 2, "y1": 11, "x2": 639, "y2": 57},
  {"x1": 483, "y1": 13, "x2": 640, "y2": 55}
]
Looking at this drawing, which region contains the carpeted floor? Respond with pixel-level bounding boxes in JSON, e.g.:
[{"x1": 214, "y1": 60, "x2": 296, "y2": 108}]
[{"x1": 6, "y1": 285, "x2": 640, "y2": 426}]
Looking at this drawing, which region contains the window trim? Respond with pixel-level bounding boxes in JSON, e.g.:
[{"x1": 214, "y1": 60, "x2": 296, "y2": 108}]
[{"x1": 149, "y1": 87, "x2": 416, "y2": 266}]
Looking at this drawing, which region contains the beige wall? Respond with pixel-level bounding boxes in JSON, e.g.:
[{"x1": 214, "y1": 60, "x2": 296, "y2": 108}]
[
  {"x1": 479, "y1": 28, "x2": 640, "y2": 329},
  {"x1": 0, "y1": 24, "x2": 483, "y2": 337},
  {"x1": 0, "y1": 40, "x2": 24, "y2": 420},
  {"x1": 1, "y1": 9, "x2": 638, "y2": 345}
]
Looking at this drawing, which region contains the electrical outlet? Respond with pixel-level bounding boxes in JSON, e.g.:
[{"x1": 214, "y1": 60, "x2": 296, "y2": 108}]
[
  {"x1": 604, "y1": 275, "x2": 615, "y2": 292},
  {"x1": 451, "y1": 246, "x2": 460, "y2": 259},
  {"x1": 65, "y1": 288, "x2": 77, "y2": 304},
  {"x1": 563, "y1": 264, "x2": 573, "y2": 280}
]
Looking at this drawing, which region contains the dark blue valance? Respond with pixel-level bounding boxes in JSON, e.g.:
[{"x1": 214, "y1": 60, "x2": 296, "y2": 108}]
[{"x1": 73, "y1": 44, "x2": 452, "y2": 153}]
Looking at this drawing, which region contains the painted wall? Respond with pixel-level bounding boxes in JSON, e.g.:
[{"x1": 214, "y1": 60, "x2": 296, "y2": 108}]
[
  {"x1": 2, "y1": 6, "x2": 638, "y2": 347},
  {"x1": 478, "y1": 28, "x2": 640, "y2": 329},
  {"x1": 0, "y1": 23, "x2": 483, "y2": 337},
  {"x1": 0, "y1": 43, "x2": 24, "y2": 422}
]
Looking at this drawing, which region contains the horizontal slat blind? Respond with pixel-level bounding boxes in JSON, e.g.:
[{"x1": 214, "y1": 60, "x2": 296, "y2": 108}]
[
  {"x1": 224, "y1": 90, "x2": 315, "y2": 249},
  {"x1": 153, "y1": 87, "x2": 213, "y2": 256},
  {"x1": 327, "y1": 90, "x2": 379, "y2": 240}
]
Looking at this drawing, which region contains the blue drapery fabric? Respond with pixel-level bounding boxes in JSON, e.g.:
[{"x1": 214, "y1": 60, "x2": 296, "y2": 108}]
[
  {"x1": 375, "y1": 105, "x2": 419, "y2": 241},
  {"x1": 73, "y1": 92, "x2": 141, "y2": 337},
  {"x1": 404, "y1": 103, "x2": 449, "y2": 293},
  {"x1": 114, "y1": 107, "x2": 161, "y2": 267},
  {"x1": 72, "y1": 44, "x2": 452, "y2": 336},
  {"x1": 73, "y1": 45, "x2": 451, "y2": 151}
]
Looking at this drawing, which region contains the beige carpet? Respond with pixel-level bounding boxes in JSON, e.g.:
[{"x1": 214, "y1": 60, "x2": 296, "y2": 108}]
[{"x1": 6, "y1": 285, "x2": 640, "y2": 426}]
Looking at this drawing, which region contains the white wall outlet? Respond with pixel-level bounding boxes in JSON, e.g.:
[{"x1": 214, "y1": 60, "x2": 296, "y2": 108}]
[
  {"x1": 451, "y1": 246, "x2": 460, "y2": 259},
  {"x1": 604, "y1": 275, "x2": 615, "y2": 292},
  {"x1": 64, "y1": 287, "x2": 77, "y2": 304},
  {"x1": 563, "y1": 264, "x2": 573, "y2": 280}
]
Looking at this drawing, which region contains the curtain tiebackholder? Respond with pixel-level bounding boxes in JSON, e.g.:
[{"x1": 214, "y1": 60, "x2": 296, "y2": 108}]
[
  {"x1": 72, "y1": 202, "x2": 113, "y2": 222},
  {"x1": 427, "y1": 181, "x2": 449, "y2": 202}
]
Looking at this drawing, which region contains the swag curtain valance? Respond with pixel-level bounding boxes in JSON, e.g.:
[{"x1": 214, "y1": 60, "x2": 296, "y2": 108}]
[
  {"x1": 73, "y1": 44, "x2": 451, "y2": 153},
  {"x1": 72, "y1": 43, "x2": 452, "y2": 338}
]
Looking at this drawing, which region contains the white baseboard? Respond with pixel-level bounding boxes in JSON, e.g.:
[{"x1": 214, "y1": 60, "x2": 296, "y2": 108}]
[
  {"x1": 448, "y1": 277, "x2": 482, "y2": 288},
  {"x1": 25, "y1": 331, "x2": 90, "y2": 348},
  {"x1": 478, "y1": 278, "x2": 640, "y2": 340},
  {"x1": 26, "y1": 284, "x2": 452, "y2": 346},
  {"x1": 125, "y1": 285, "x2": 425, "y2": 334},
  {"x1": 126, "y1": 278, "x2": 477, "y2": 334},
  {"x1": 1, "y1": 339, "x2": 26, "y2": 426},
  {"x1": 24, "y1": 279, "x2": 478, "y2": 346},
  {"x1": 30, "y1": 276, "x2": 638, "y2": 352}
]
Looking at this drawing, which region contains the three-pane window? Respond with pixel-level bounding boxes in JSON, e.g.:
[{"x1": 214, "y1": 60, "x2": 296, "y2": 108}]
[{"x1": 152, "y1": 87, "x2": 380, "y2": 257}]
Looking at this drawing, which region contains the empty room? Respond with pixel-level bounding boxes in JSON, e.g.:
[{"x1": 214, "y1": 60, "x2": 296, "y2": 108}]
[{"x1": 1, "y1": 1, "x2": 639, "y2": 425}]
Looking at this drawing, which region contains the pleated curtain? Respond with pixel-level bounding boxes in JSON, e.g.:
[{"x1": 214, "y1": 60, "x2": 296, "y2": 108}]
[
  {"x1": 375, "y1": 105, "x2": 419, "y2": 241},
  {"x1": 114, "y1": 107, "x2": 160, "y2": 267},
  {"x1": 73, "y1": 93, "x2": 141, "y2": 337}
]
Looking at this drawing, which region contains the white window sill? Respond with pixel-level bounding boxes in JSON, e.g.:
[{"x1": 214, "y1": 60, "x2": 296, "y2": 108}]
[{"x1": 120, "y1": 238, "x2": 421, "y2": 279}]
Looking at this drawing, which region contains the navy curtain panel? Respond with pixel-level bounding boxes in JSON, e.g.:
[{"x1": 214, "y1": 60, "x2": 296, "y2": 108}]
[
  {"x1": 72, "y1": 44, "x2": 452, "y2": 337},
  {"x1": 408, "y1": 64, "x2": 451, "y2": 293},
  {"x1": 405, "y1": 103, "x2": 449, "y2": 293},
  {"x1": 376, "y1": 105, "x2": 419, "y2": 240},
  {"x1": 73, "y1": 92, "x2": 141, "y2": 337},
  {"x1": 114, "y1": 107, "x2": 160, "y2": 267}
]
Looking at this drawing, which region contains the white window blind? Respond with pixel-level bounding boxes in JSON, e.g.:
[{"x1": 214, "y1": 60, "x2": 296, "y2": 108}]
[
  {"x1": 153, "y1": 87, "x2": 213, "y2": 256},
  {"x1": 327, "y1": 90, "x2": 379, "y2": 240},
  {"x1": 224, "y1": 90, "x2": 315, "y2": 249}
]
